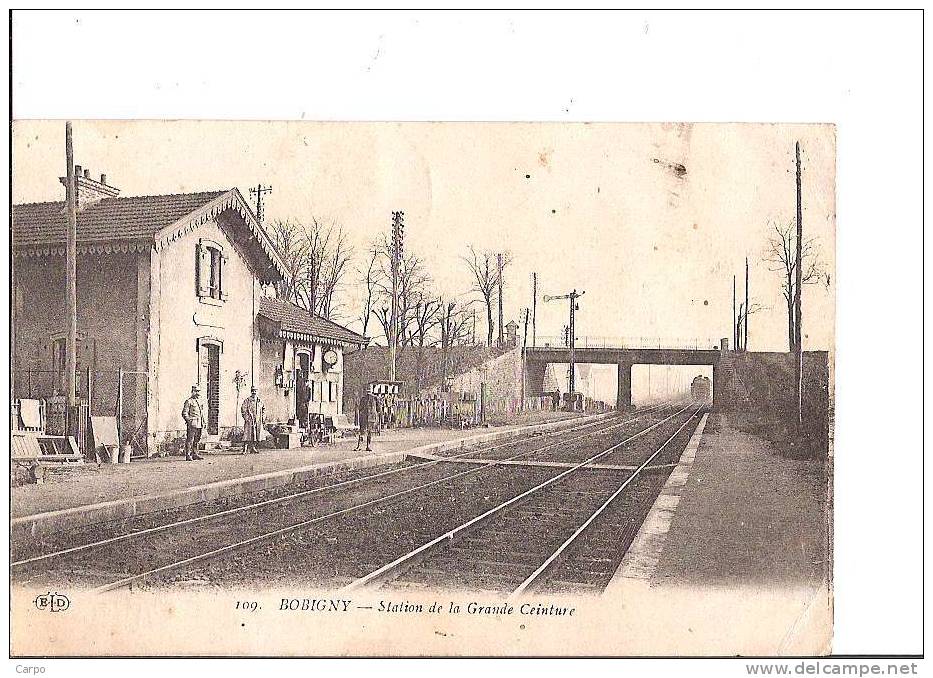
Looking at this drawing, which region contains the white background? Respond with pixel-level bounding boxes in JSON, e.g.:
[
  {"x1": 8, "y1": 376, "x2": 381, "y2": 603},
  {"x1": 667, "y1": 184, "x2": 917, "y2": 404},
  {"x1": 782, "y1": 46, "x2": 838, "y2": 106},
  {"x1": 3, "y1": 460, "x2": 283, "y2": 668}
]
[{"x1": 3, "y1": 8, "x2": 925, "y2": 674}]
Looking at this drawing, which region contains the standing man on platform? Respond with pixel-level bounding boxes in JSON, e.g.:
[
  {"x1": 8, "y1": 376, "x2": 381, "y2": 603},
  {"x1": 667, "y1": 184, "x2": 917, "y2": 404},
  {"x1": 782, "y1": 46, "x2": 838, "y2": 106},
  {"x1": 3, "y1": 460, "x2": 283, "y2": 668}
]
[
  {"x1": 241, "y1": 386, "x2": 264, "y2": 455},
  {"x1": 355, "y1": 390, "x2": 373, "y2": 452},
  {"x1": 181, "y1": 385, "x2": 205, "y2": 461}
]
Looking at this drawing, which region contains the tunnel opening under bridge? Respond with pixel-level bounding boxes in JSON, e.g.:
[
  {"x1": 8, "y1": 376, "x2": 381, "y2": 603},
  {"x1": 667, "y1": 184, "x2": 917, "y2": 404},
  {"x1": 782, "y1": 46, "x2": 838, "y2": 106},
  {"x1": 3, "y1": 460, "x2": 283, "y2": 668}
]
[{"x1": 630, "y1": 364, "x2": 713, "y2": 407}]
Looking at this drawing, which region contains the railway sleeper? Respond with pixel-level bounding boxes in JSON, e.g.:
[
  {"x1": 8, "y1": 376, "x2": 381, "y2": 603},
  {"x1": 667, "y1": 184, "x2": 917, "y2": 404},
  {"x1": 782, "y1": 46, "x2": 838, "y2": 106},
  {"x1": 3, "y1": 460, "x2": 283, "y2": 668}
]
[{"x1": 431, "y1": 552, "x2": 544, "y2": 569}]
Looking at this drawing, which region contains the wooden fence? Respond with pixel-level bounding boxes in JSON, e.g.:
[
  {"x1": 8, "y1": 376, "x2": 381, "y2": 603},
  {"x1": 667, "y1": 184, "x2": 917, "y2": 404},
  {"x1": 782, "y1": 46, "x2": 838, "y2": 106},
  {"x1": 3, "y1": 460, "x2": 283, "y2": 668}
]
[
  {"x1": 353, "y1": 391, "x2": 611, "y2": 431},
  {"x1": 389, "y1": 396, "x2": 479, "y2": 428},
  {"x1": 365, "y1": 393, "x2": 566, "y2": 429}
]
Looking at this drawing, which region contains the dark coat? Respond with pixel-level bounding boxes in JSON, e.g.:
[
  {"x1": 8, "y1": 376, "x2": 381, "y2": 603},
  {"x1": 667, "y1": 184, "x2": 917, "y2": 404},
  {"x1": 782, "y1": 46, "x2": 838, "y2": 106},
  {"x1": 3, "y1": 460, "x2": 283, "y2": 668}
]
[{"x1": 358, "y1": 394, "x2": 373, "y2": 430}]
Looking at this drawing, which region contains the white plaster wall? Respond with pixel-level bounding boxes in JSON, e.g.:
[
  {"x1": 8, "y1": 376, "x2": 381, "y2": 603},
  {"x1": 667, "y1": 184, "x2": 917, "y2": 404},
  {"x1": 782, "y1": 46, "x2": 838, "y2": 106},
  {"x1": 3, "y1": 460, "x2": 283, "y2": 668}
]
[{"x1": 154, "y1": 219, "x2": 260, "y2": 437}]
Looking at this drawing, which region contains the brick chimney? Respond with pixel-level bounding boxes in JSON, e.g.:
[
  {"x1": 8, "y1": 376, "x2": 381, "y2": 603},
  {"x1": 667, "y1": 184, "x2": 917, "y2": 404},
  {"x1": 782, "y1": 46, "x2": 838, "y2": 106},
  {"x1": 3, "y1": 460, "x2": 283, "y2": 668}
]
[{"x1": 59, "y1": 164, "x2": 120, "y2": 209}]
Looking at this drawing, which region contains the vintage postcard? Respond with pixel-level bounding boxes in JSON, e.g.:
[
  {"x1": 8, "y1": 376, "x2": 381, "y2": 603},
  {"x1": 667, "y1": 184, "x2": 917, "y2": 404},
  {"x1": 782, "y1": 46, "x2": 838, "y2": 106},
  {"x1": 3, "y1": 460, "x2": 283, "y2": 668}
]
[{"x1": 10, "y1": 120, "x2": 834, "y2": 656}]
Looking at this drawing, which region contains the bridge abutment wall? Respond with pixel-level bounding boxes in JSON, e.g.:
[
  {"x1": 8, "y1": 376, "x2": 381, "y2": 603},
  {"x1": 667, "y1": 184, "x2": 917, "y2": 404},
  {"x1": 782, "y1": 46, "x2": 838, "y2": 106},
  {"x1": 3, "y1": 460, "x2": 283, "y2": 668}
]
[{"x1": 616, "y1": 362, "x2": 633, "y2": 411}]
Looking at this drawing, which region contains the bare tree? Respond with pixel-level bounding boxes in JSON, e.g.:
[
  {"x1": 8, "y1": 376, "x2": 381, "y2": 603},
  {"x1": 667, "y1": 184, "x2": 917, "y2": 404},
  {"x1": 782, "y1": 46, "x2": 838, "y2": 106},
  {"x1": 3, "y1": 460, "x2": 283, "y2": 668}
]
[
  {"x1": 372, "y1": 305, "x2": 392, "y2": 346},
  {"x1": 462, "y1": 246, "x2": 512, "y2": 347},
  {"x1": 763, "y1": 220, "x2": 829, "y2": 352},
  {"x1": 439, "y1": 297, "x2": 475, "y2": 389},
  {"x1": 736, "y1": 300, "x2": 766, "y2": 351},
  {"x1": 412, "y1": 295, "x2": 442, "y2": 349},
  {"x1": 269, "y1": 217, "x2": 354, "y2": 320},
  {"x1": 371, "y1": 232, "x2": 432, "y2": 349},
  {"x1": 317, "y1": 224, "x2": 353, "y2": 321},
  {"x1": 496, "y1": 251, "x2": 514, "y2": 348},
  {"x1": 269, "y1": 218, "x2": 309, "y2": 305},
  {"x1": 410, "y1": 294, "x2": 442, "y2": 394},
  {"x1": 357, "y1": 243, "x2": 382, "y2": 339}
]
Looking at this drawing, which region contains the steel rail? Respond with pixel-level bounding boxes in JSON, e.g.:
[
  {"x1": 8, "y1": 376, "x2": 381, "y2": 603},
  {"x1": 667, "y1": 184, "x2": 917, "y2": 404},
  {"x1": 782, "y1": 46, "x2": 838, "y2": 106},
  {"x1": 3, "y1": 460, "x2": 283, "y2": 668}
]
[
  {"x1": 508, "y1": 406, "x2": 704, "y2": 598},
  {"x1": 86, "y1": 404, "x2": 682, "y2": 592},
  {"x1": 13, "y1": 404, "x2": 668, "y2": 569},
  {"x1": 340, "y1": 402, "x2": 698, "y2": 592}
]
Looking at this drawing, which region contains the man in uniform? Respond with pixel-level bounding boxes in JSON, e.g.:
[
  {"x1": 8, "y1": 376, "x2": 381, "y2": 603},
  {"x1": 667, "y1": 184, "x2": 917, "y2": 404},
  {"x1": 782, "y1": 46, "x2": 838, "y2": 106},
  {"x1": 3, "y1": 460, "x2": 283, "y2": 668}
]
[
  {"x1": 355, "y1": 390, "x2": 373, "y2": 452},
  {"x1": 240, "y1": 386, "x2": 264, "y2": 455},
  {"x1": 181, "y1": 385, "x2": 205, "y2": 461}
]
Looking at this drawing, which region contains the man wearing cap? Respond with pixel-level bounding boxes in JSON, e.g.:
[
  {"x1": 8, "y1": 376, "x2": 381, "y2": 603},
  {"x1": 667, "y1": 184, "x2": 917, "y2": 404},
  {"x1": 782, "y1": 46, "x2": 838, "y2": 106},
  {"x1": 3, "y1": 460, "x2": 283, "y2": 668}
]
[
  {"x1": 240, "y1": 386, "x2": 264, "y2": 455},
  {"x1": 181, "y1": 385, "x2": 205, "y2": 461}
]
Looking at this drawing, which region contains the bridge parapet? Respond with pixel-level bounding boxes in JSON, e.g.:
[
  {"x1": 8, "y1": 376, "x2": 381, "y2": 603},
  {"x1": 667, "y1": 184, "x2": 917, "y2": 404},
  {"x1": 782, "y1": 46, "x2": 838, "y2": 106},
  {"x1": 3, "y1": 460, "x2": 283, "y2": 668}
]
[
  {"x1": 525, "y1": 346, "x2": 722, "y2": 366},
  {"x1": 533, "y1": 335, "x2": 724, "y2": 351}
]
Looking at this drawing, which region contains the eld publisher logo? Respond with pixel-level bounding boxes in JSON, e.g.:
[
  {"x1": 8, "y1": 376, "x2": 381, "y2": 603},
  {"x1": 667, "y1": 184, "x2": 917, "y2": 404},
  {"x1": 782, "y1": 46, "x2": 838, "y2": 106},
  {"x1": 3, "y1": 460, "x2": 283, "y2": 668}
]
[{"x1": 34, "y1": 592, "x2": 70, "y2": 612}]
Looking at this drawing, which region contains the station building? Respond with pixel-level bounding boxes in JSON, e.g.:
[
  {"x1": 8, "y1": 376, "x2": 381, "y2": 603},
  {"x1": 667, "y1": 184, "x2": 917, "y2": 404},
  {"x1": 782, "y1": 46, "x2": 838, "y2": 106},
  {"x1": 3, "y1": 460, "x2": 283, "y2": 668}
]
[
  {"x1": 257, "y1": 295, "x2": 367, "y2": 426},
  {"x1": 12, "y1": 167, "x2": 366, "y2": 455}
]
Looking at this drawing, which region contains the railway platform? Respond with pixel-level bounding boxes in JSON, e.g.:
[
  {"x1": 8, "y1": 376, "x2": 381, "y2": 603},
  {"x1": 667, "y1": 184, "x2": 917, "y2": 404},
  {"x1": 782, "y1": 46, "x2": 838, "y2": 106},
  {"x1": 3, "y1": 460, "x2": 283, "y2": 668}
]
[
  {"x1": 607, "y1": 411, "x2": 831, "y2": 655},
  {"x1": 633, "y1": 412, "x2": 829, "y2": 589},
  {"x1": 11, "y1": 411, "x2": 595, "y2": 542}
]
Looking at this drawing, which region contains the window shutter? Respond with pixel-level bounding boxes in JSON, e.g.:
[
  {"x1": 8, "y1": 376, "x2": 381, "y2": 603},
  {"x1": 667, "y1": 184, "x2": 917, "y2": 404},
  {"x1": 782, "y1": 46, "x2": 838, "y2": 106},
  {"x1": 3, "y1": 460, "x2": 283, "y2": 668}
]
[
  {"x1": 219, "y1": 251, "x2": 228, "y2": 300},
  {"x1": 196, "y1": 242, "x2": 211, "y2": 297}
]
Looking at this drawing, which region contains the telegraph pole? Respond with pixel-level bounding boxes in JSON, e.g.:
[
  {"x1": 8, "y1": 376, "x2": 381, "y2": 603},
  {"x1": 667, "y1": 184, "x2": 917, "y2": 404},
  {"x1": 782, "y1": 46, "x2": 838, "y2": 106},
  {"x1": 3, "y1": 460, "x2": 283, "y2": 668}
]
[
  {"x1": 497, "y1": 253, "x2": 504, "y2": 348},
  {"x1": 389, "y1": 211, "x2": 405, "y2": 382},
  {"x1": 249, "y1": 184, "x2": 273, "y2": 225},
  {"x1": 521, "y1": 308, "x2": 529, "y2": 404},
  {"x1": 794, "y1": 142, "x2": 804, "y2": 429},
  {"x1": 744, "y1": 256, "x2": 750, "y2": 351},
  {"x1": 732, "y1": 275, "x2": 737, "y2": 351},
  {"x1": 522, "y1": 307, "x2": 529, "y2": 349},
  {"x1": 737, "y1": 303, "x2": 745, "y2": 351},
  {"x1": 531, "y1": 272, "x2": 538, "y2": 347},
  {"x1": 64, "y1": 122, "x2": 78, "y2": 410}
]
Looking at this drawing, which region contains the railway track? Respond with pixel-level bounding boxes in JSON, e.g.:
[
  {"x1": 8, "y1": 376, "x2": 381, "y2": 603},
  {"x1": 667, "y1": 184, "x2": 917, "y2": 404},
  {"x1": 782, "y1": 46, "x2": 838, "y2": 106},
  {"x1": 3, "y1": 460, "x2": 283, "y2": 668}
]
[
  {"x1": 345, "y1": 405, "x2": 704, "y2": 595},
  {"x1": 11, "y1": 402, "x2": 682, "y2": 591}
]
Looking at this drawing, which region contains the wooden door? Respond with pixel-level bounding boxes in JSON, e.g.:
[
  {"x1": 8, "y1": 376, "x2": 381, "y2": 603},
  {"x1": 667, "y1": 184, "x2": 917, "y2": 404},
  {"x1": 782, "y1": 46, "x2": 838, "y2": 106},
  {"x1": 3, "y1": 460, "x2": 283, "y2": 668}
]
[
  {"x1": 206, "y1": 344, "x2": 220, "y2": 435},
  {"x1": 295, "y1": 352, "x2": 310, "y2": 427}
]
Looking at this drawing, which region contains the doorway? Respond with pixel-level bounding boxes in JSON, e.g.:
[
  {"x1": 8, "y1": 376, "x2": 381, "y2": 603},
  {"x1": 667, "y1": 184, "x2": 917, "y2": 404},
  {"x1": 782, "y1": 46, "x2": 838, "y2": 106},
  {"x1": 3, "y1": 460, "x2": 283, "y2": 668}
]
[
  {"x1": 198, "y1": 342, "x2": 221, "y2": 435},
  {"x1": 295, "y1": 351, "x2": 311, "y2": 427}
]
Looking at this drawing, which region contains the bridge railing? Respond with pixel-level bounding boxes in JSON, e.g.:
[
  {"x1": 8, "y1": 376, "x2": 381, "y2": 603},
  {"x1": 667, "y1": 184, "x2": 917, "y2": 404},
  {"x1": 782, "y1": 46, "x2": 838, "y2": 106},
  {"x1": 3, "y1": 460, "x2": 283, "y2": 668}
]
[{"x1": 530, "y1": 336, "x2": 723, "y2": 351}]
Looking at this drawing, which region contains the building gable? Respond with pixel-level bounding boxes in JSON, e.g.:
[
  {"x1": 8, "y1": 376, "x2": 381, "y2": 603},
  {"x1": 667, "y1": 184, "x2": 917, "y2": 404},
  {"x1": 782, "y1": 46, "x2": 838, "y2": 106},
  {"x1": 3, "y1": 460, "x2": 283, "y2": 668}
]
[
  {"x1": 153, "y1": 189, "x2": 286, "y2": 285},
  {"x1": 13, "y1": 188, "x2": 286, "y2": 285}
]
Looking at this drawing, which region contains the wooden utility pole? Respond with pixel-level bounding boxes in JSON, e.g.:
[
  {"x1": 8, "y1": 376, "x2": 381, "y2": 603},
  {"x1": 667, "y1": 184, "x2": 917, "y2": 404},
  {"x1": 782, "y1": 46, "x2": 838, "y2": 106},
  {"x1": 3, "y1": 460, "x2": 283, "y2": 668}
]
[
  {"x1": 737, "y1": 303, "x2": 744, "y2": 352},
  {"x1": 64, "y1": 122, "x2": 78, "y2": 409},
  {"x1": 389, "y1": 211, "x2": 404, "y2": 382},
  {"x1": 531, "y1": 272, "x2": 538, "y2": 347},
  {"x1": 249, "y1": 184, "x2": 273, "y2": 225},
  {"x1": 522, "y1": 307, "x2": 529, "y2": 349},
  {"x1": 251, "y1": 278, "x2": 256, "y2": 388},
  {"x1": 520, "y1": 308, "x2": 529, "y2": 404},
  {"x1": 496, "y1": 253, "x2": 504, "y2": 348},
  {"x1": 732, "y1": 274, "x2": 737, "y2": 351},
  {"x1": 744, "y1": 256, "x2": 749, "y2": 351},
  {"x1": 794, "y1": 141, "x2": 804, "y2": 428}
]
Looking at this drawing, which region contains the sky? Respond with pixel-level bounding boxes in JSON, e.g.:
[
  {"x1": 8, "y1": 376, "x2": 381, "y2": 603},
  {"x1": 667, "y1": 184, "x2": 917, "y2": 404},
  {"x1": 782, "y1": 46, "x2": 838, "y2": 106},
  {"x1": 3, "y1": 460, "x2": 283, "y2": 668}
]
[{"x1": 12, "y1": 120, "x2": 835, "y2": 361}]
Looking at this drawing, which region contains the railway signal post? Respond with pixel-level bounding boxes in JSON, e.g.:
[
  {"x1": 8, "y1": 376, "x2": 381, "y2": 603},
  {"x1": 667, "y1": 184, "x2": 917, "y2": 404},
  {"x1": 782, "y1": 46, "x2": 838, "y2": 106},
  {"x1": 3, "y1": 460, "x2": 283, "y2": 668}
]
[{"x1": 544, "y1": 289, "x2": 585, "y2": 398}]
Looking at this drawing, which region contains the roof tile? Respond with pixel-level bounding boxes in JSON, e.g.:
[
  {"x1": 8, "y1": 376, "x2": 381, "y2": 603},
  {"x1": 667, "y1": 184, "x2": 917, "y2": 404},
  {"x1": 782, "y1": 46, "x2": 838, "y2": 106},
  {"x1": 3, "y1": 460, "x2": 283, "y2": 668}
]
[
  {"x1": 259, "y1": 296, "x2": 367, "y2": 346},
  {"x1": 12, "y1": 190, "x2": 229, "y2": 246}
]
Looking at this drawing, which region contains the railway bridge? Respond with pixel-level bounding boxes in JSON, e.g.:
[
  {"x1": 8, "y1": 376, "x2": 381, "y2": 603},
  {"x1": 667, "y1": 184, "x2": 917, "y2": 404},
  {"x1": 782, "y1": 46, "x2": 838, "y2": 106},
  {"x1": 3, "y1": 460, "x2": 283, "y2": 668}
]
[{"x1": 524, "y1": 342, "x2": 729, "y2": 410}]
